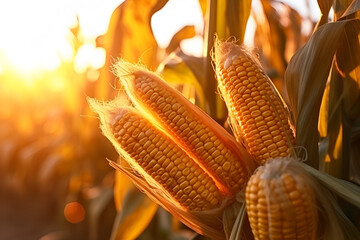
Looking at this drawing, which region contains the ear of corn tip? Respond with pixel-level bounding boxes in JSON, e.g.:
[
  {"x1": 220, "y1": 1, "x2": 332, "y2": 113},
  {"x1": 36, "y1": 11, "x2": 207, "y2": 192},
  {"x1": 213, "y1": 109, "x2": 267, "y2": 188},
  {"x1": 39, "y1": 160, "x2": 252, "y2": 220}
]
[
  {"x1": 213, "y1": 39, "x2": 296, "y2": 165},
  {"x1": 113, "y1": 59, "x2": 255, "y2": 195},
  {"x1": 245, "y1": 158, "x2": 318, "y2": 240}
]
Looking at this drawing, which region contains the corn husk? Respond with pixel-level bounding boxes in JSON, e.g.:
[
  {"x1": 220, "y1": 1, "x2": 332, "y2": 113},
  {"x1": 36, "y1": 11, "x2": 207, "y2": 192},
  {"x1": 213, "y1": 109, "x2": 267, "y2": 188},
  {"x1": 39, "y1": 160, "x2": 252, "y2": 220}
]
[
  {"x1": 212, "y1": 38, "x2": 297, "y2": 164},
  {"x1": 88, "y1": 97, "x2": 232, "y2": 239},
  {"x1": 112, "y1": 59, "x2": 256, "y2": 192}
]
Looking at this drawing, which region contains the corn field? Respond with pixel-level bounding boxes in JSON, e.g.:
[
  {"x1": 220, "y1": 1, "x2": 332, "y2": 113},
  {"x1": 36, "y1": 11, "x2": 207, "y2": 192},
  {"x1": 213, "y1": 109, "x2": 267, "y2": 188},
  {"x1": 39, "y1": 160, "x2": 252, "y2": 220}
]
[{"x1": 1, "y1": 0, "x2": 360, "y2": 239}]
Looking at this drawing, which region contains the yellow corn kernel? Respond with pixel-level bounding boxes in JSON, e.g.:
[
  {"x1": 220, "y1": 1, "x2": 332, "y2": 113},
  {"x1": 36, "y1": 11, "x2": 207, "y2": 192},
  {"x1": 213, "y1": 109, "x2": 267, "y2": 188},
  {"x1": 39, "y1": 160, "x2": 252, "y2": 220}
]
[
  {"x1": 114, "y1": 60, "x2": 254, "y2": 195},
  {"x1": 110, "y1": 107, "x2": 223, "y2": 211},
  {"x1": 245, "y1": 158, "x2": 318, "y2": 240},
  {"x1": 213, "y1": 40, "x2": 296, "y2": 165}
]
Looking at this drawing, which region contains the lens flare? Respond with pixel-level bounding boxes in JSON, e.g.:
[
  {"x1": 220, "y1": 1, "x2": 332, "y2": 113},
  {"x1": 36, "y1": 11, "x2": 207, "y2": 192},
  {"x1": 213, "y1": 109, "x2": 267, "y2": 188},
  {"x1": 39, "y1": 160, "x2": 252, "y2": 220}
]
[{"x1": 64, "y1": 202, "x2": 85, "y2": 224}]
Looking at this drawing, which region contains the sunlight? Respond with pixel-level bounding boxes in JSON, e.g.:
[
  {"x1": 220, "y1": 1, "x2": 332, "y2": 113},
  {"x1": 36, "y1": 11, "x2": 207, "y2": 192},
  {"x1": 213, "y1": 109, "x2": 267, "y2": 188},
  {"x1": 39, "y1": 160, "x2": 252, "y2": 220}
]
[
  {"x1": 1, "y1": 0, "x2": 207, "y2": 78},
  {"x1": 0, "y1": 0, "x2": 123, "y2": 77},
  {"x1": 151, "y1": 0, "x2": 204, "y2": 56},
  {"x1": 74, "y1": 44, "x2": 106, "y2": 74},
  {"x1": 180, "y1": 35, "x2": 204, "y2": 57}
]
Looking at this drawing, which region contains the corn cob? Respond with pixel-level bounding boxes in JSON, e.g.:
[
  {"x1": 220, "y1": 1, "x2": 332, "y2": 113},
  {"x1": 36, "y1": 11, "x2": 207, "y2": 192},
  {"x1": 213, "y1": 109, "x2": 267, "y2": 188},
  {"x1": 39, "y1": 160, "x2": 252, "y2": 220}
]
[
  {"x1": 110, "y1": 107, "x2": 223, "y2": 211},
  {"x1": 245, "y1": 158, "x2": 318, "y2": 240},
  {"x1": 213, "y1": 40, "x2": 296, "y2": 165},
  {"x1": 113, "y1": 60, "x2": 254, "y2": 195}
]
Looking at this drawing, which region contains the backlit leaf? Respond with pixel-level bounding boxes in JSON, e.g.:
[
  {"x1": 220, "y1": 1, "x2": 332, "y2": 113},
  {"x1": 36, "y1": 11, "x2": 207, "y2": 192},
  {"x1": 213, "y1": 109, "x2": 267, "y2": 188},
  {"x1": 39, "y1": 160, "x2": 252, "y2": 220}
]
[
  {"x1": 227, "y1": 0, "x2": 252, "y2": 43},
  {"x1": 316, "y1": 0, "x2": 333, "y2": 28},
  {"x1": 158, "y1": 51, "x2": 206, "y2": 109},
  {"x1": 318, "y1": 2, "x2": 360, "y2": 177},
  {"x1": 255, "y1": 1, "x2": 305, "y2": 73},
  {"x1": 335, "y1": 21, "x2": 360, "y2": 119},
  {"x1": 166, "y1": 25, "x2": 196, "y2": 54},
  {"x1": 95, "y1": 0, "x2": 168, "y2": 100},
  {"x1": 318, "y1": 68, "x2": 344, "y2": 177},
  {"x1": 214, "y1": 0, "x2": 252, "y2": 42},
  {"x1": 317, "y1": 0, "x2": 333, "y2": 15},
  {"x1": 113, "y1": 163, "x2": 133, "y2": 211},
  {"x1": 334, "y1": 0, "x2": 354, "y2": 20},
  {"x1": 110, "y1": 187, "x2": 158, "y2": 240},
  {"x1": 258, "y1": 0, "x2": 287, "y2": 75},
  {"x1": 339, "y1": 0, "x2": 360, "y2": 19},
  {"x1": 253, "y1": 1, "x2": 305, "y2": 98},
  {"x1": 197, "y1": 0, "x2": 207, "y2": 16}
]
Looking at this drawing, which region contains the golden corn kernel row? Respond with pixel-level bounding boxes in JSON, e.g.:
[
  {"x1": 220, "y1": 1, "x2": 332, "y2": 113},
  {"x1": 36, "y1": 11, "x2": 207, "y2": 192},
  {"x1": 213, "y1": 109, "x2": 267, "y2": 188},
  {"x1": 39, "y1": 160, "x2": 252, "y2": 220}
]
[
  {"x1": 245, "y1": 159, "x2": 318, "y2": 240},
  {"x1": 124, "y1": 70, "x2": 250, "y2": 194},
  {"x1": 214, "y1": 41, "x2": 296, "y2": 165},
  {"x1": 111, "y1": 107, "x2": 223, "y2": 211}
]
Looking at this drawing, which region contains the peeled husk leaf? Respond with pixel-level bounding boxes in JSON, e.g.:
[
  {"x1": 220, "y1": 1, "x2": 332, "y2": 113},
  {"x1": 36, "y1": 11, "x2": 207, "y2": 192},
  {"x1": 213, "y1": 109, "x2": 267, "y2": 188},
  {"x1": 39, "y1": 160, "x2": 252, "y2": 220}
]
[
  {"x1": 111, "y1": 168, "x2": 158, "y2": 240},
  {"x1": 109, "y1": 160, "x2": 226, "y2": 239},
  {"x1": 223, "y1": 201, "x2": 254, "y2": 240}
]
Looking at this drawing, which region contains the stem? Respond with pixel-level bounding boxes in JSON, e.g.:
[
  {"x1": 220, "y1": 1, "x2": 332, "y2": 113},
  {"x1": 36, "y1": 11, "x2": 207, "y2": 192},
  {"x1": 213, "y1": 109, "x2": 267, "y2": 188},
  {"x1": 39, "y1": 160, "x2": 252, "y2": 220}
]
[{"x1": 203, "y1": 0, "x2": 227, "y2": 124}]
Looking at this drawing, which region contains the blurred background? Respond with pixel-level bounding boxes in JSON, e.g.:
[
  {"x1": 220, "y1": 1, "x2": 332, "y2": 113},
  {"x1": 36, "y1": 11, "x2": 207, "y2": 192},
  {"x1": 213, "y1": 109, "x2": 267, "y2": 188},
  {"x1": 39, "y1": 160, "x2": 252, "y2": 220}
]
[{"x1": 0, "y1": 0, "x2": 324, "y2": 239}]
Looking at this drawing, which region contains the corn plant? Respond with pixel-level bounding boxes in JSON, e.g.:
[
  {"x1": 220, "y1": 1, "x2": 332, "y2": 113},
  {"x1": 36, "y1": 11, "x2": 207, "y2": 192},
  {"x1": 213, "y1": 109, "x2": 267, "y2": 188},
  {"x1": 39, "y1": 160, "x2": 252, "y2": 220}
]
[{"x1": 90, "y1": 0, "x2": 360, "y2": 239}]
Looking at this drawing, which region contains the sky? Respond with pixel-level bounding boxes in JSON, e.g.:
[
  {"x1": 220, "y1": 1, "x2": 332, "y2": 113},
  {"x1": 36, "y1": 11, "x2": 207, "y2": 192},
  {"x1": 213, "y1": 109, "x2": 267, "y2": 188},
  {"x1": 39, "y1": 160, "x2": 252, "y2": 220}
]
[
  {"x1": 0, "y1": 0, "x2": 320, "y2": 75},
  {"x1": 0, "y1": 0, "x2": 124, "y2": 74}
]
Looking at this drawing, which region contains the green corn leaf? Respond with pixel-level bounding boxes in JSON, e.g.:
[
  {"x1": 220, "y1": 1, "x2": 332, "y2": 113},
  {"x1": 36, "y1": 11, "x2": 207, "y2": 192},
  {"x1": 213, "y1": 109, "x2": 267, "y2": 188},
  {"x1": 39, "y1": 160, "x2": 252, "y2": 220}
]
[
  {"x1": 285, "y1": 18, "x2": 360, "y2": 168},
  {"x1": 301, "y1": 162, "x2": 360, "y2": 209}
]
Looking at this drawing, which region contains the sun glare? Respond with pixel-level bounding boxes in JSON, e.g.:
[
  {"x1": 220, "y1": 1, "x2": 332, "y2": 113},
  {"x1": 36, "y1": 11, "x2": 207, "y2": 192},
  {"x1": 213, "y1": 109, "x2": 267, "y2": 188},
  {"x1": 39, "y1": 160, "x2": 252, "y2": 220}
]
[
  {"x1": 0, "y1": 0, "x2": 208, "y2": 85},
  {"x1": 0, "y1": 0, "x2": 317, "y2": 84},
  {"x1": 0, "y1": 0, "x2": 123, "y2": 76},
  {"x1": 151, "y1": 0, "x2": 204, "y2": 57},
  {"x1": 74, "y1": 44, "x2": 106, "y2": 74}
]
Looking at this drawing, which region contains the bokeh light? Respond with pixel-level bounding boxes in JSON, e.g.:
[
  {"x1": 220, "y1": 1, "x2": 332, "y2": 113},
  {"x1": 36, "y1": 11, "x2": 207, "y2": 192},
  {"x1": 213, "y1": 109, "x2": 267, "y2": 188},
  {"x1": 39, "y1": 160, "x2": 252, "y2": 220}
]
[{"x1": 64, "y1": 202, "x2": 86, "y2": 224}]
